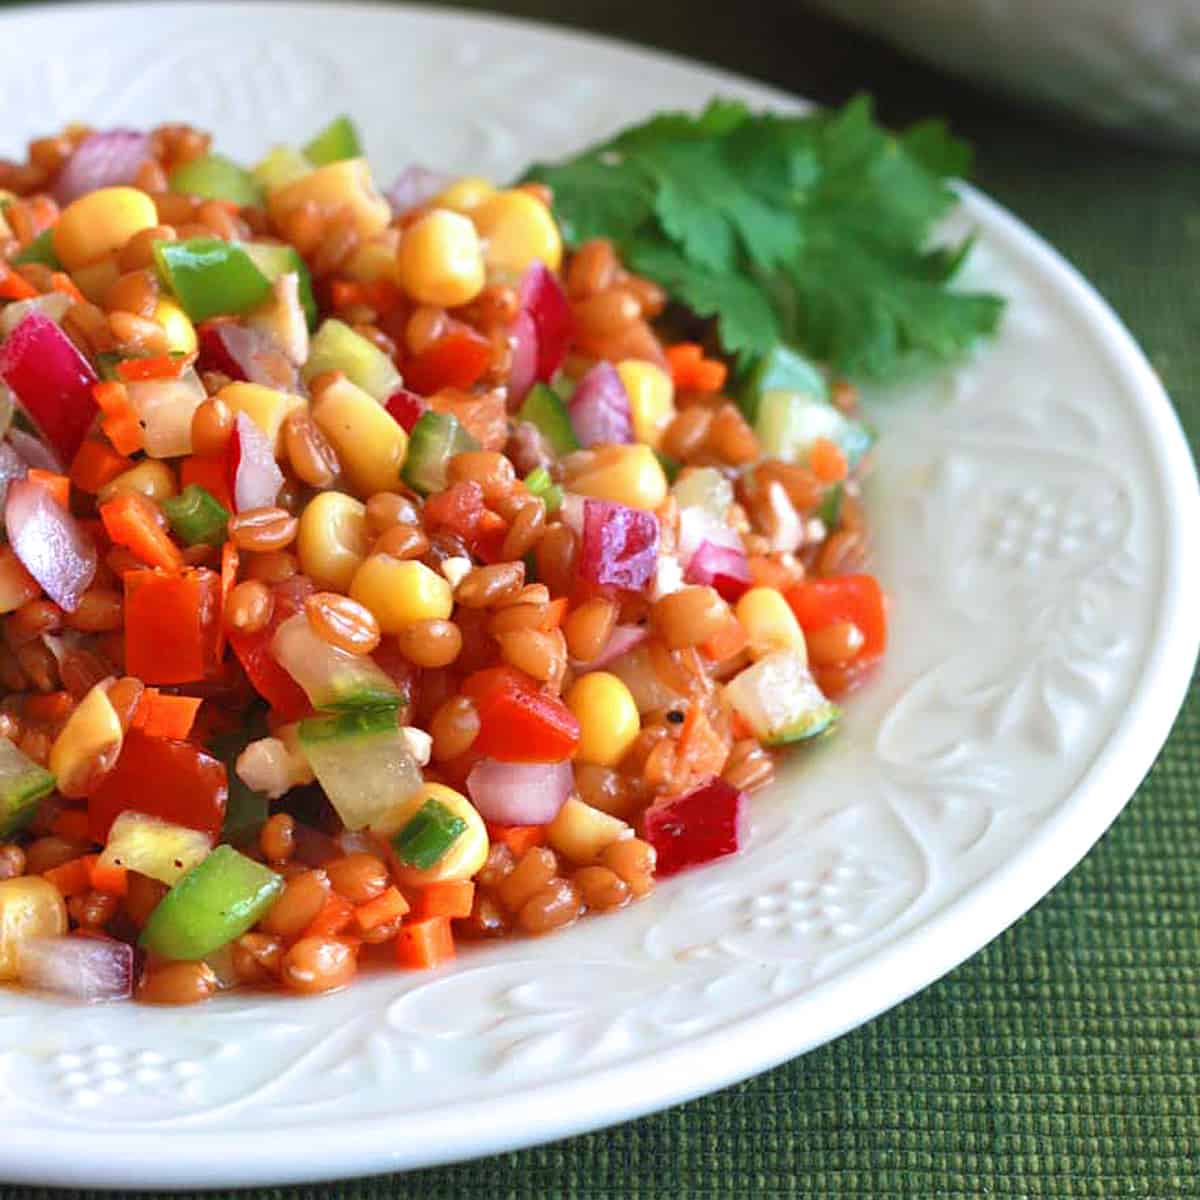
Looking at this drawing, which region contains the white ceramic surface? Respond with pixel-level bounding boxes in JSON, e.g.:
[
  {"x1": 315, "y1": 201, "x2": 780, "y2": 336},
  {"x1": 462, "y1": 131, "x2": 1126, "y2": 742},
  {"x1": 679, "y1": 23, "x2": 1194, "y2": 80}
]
[
  {"x1": 812, "y1": 0, "x2": 1200, "y2": 149},
  {"x1": 1, "y1": 3, "x2": 1197, "y2": 1188}
]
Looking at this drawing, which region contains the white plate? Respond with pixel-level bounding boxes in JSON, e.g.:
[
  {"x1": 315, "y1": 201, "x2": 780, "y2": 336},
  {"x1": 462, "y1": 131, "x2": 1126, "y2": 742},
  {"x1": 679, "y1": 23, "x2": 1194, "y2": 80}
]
[{"x1": 2, "y1": 2, "x2": 1198, "y2": 1188}]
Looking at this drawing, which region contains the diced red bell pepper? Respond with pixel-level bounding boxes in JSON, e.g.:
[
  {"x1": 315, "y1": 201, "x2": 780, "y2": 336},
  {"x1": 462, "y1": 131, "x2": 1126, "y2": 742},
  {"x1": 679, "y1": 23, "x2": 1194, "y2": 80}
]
[
  {"x1": 228, "y1": 575, "x2": 314, "y2": 720},
  {"x1": 461, "y1": 666, "x2": 580, "y2": 763},
  {"x1": 180, "y1": 453, "x2": 235, "y2": 513},
  {"x1": 123, "y1": 568, "x2": 221, "y2": 685},
  {"x1": 642, "y1": 776, "x2": 746, "y2": 877},
  {"x1": 423, "y1": 480, "x2": 485, "y2": 542},
  {"x1": 88, "y1": 729, "x2": 228, "y2": 842},
  {"x1": 403, "y1": 330, "x2": 492, "y2": 395},
  {"x1": 785, "y1": 574, "x2": 887, "y2": 660},
  {"x1": 385, "y1": 387, "x2": 428, "y2": 433}
]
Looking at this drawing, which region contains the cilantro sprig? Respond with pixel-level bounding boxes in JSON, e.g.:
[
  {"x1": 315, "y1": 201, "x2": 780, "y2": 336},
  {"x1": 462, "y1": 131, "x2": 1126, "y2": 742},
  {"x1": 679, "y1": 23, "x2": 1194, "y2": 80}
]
[{"x1": 522, "y1": 95, "x2": 1004, "y2": 380}]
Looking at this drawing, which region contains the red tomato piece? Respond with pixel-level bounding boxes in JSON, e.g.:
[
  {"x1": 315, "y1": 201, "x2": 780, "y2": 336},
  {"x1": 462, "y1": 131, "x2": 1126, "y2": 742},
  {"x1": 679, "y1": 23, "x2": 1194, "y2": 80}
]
[
  {"x1": 228, "y1": 575, "x2": 313, "y2": 721},
  {"x1": 123, "y1": 568, "x2": 221, "y2": 685},
  {"x1": 423, "y1": 480, "x2": 485, "y2": 542},
  {"x1": 403, "y1": 330, "x2": 492, "y2": 395},
  {"x1": 461, "y1": 666, "x2": 580, "y2": 763},
  {"x1": 384, "y1": 387, "x2": 428, "y2": 433},
  {"x1": 785, "y1": 574, "x2": 887, "y2": 660}
]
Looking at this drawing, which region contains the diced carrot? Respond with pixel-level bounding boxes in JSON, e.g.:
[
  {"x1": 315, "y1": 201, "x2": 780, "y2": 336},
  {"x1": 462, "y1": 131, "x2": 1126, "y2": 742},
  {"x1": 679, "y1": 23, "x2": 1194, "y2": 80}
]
[
  {"x1": 665, "y1": 343, "x2": 704, "y2": 376},
  {"x1": 0, "y1": 263, "x2": 37, "y2": 301},
  {"x1": 354, "y1": 885, "x2": 410, "y2": 932},
  {"x1": 304, "y1": 891, "x2": 356, "y2": 938},
  {"x1": 100, "y1": 494, "x2": 184, "y2": 571},
  {"x1": 810, "y1": 437, "x2": 848, "y2": 484},
  {"x1": 132, "y1": 689, "x2": 203, "y2": 739},
  {"x1": 27, "y1": 469, "x2": 70, "y2": 509},
  {"x1": 49, "y1": 272, "x2": 85, "y2": 304},
  {"x1": 42, "y1": 856, "x2": 92, "y2": 898},
  {"x1": 24, "y1": 690, "x2": 74, "y2": 724},
  {"x1": 700, "y1": 613, "x2": 749, "y2": 663},
  {"x1": 486, "y1": 823, "x2": 547, "y2": 857},
  {"x1": 92, "y1": 380, "x2": 131, "y2": 416},
  {"x1": 70, "y1": 440, "x2": 133, "y2": 494},
  {"x1": 677, "y1": 705, "x2": 730, "y2": 781},
  {"x1": 410, "y1": 880, "x2": 475, "y2": 920},
  {"x1": 180, "y1": 454, "x2": 234, "y2": 512},
  {"x1": 394, "y1": 915, "x2": 455, "y2": 970},
  {"x1": 216, "y1": 540, "x2": 238, "y2": 659},
  {"x1": 116, "y1": 354, "x2": 189, "y2": 382},
  {"x1": 87, "y1": 855, "x2": 129, "y2": 897},
  {"x1": 50, "y1": 808, "x2": 92, "y2": 843},
  {"x1": 729, "y1": 709, "x2": 754, "y2": 740},
  {"x1": 543, "y1": 596, "x2": 569, "y2": 629},
  {"x1": 691, "y1": 359, "x2": 728, "y2": 392},
  {"x1": 102, "y1": 412, "x2": 144, "y2": 456}
]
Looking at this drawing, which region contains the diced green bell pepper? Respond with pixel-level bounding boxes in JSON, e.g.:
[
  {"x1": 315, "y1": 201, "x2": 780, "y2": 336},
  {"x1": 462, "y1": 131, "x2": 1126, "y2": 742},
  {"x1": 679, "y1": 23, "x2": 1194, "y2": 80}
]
[
  {"x1": 154, "y1": 237, "x2": 273, "y2": 323},
  {"x1": 139, "y1": 845, "x2": 283, "y2": 960},
  {"x1": 392, "y1": 799, "x2": 466, "y2": 870},
  {"x1": 304, "y1": 116, "x2": 363, "y2": 166},
  {"x1": 518, "y1": 383, "x2": 578, "y2": 456},
  {"x1": 242, "y1": 243, "x2": 318, "y2": 330},
  {"x1": 523, "y1": 466, "x2": 563, "y2": 514},
  {"x1": 0, "y1": 737, "x2": 56, "y2": 838},
  {"x1": 160, "y1": 484, "x2": 230, "y2": 547},
  {"x1": 169, "y1": 153, "x2": 263, "y2": 208},
  {"x1": 402, "y1": 411, "x2": 479, "y2": 495},
  {"x1": 11, "y1": 229, "x2": 60, "y2": 269},
  {"x1": 302, "y1": 317, "x2": 402, "y2": 401}
]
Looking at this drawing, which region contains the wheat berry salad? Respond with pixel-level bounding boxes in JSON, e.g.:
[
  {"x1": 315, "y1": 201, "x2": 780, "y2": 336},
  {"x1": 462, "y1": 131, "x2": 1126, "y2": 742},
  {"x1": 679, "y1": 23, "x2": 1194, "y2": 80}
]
[{"x1": 0, "y1": 103, "x2": 1001, "y2": 1005}]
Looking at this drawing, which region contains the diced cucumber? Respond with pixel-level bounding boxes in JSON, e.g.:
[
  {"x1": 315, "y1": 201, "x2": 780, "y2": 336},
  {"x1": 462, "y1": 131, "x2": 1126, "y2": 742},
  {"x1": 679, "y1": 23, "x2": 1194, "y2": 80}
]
[
  {"x1": 671, "y1": 466, "x2": 733, "y2": 519},
  {"x1": 740, "y1": 344, "x2": 828, "y2": 424},
  {"x1": 401, "y1": 411, "x2": 479, "y2": 495},
  {"x1": 302, "y1": 317, "x2": 402, "y2": 401},
  {"x1": 169, "y1": 153, "x2": 263, "y2": 208},
  {"x1": 98, "y1": 810, "x2": 212, "y2": 886},
  {"x1": 303, "y1": 116, "x2": 362, "y2": 166},
  {"x1": 755, "y1": 388, "x2": 875, "y2": 468},
  {"x1": 518, "y1": 384, "x2": 578, "y2": 456},
  {"x1": 253, "y1": 145, "x2": 312, "y2": 193},
  {"x1": 271, "y1": 613, "x2": 404, "y2": 712},
  {"x1": 139, "y1": 845, "x2": 283, "y2": 961},
  {"x1": 243, "y1": 243, "x2": 318, "y2": 331},
  {"x1": 298, "y1": 709, "x2": 423, "y2": 831},
  {"x1": 724, "y1": 650, "x2": 839, "y2": 745},
  {"x1": 0, "y1": 738, "x2": 56, "y2": 838}
]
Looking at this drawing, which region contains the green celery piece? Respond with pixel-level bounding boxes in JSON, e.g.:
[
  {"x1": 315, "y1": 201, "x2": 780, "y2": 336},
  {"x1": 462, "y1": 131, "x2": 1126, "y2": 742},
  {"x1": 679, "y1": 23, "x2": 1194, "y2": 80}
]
[
  {"x1": 139, "y1": 846, "x2": 283, "y2": 960},
  {"x1": 160, "y1": 484, "x2": 230, "y2": 547},
  {"x1": 154, "y1": 237, "x2": 272, "y2": 323},
  {"x1": 0, "y1": 737, "x2": 56, "y2": 838},
  {"x1": 304, "y1": 116, "x2": 363, "y2": 165},
  {"x1": 11, "y1": 229, "x2": 59, "y2": 269},
  {"x1": 402, "y1": 411, "x2": 479, "y2": 495},
  {"x1": 169, "y1": 153, "x2": 263, "y2": 208},
  {"x1": 518, "y1": 383, "x2": 579, "y2": 456},
  {"x1": 302, "y1": 318, "x2": 402, "y2": 401},
  {"x1": 242, "y1": 243, "x2": 318, "y2": 330},
  {"x1": 739, "y1": 343, "x2": 827, "y2": 424},
  {"x1": 253, "y1": 145, "x2": 312, "y2": 192},
  {"x1": 392, "y1": 799, "x2": 466, "y2": 870}
]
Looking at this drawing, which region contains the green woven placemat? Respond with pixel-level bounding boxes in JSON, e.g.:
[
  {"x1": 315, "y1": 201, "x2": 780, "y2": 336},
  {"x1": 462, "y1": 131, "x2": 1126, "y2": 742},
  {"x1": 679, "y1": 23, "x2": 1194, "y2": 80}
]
[{"x1": 1, "y1": 2, "x2": 1197, "y2": 1196}]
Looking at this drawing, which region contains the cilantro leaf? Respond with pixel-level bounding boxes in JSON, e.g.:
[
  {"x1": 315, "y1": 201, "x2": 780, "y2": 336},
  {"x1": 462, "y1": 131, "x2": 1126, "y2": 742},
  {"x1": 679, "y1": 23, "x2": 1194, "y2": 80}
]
[{"x1": 521, "y1": 94, "x2": 1004, "y2": 382}]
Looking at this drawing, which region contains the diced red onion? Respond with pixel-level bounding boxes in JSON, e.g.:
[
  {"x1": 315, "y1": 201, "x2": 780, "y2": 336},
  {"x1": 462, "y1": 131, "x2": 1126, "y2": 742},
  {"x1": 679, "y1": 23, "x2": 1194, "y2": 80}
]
[
  {"x1": 507, "y1": 309, "x2": 538, "y2": 403},
  {"x1": 518, "y1": 261, "x2": 573, "y2": 382},
  {"x1": 227, "y1": 411, "x2": 283, "y2": 512},
  {"x1": 385, "y1": 165, "x2": 452, "y2": 213},
  {"x1": 196, "y1": 322, "x2": 299, "y2": 392},
  {"x1": 53, "y1": 130, "x2": 151, "y2": 204},
  {"x1": 0, "y1": 311, "x2": 97, "y2": 465},
  {"x1": 0, "y1": 440, "x2": 27, "y2": 516},
  {"x1": 643, "y1": 776, "x2": 747, "y2": 876},
  {"x1": 571, "y1": 623, "x2": 648, "y2": 673},
  {"x1": 580, "y1": 497, "x2": 659, "y2": 591},
  {"x1": 568, "y1": 362, "x2": 632, "y2": 447},
  {"x1": 677, "y1": 505, "x2": 742, "y2": 567},
  {"x1": 385, "y1": 387, "x2": 428, "y2": 432},
  {"x1": 466, "y1": 757, "x2": 573, "y2": 826},
  {"x1": 5, "y1": 478, "x2": 96, "y2": 611},
  {"x1": 7, "y1": 428, "x2": 63, "y2": 473},
  {"x1": 18, "y1": 935, "x2": 133, "y2": 1002},
  {"x1": 685, "y1": 540, "x2": 752, "y2": 602}
]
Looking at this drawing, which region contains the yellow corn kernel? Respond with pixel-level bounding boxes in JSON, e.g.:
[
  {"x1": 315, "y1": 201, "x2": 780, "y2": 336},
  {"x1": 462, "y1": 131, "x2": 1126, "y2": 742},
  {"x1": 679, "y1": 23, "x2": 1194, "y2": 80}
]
[
  {"x1": 395, "y1": 209, "x2": 485, "y2": 308},
  {"x1": 566, "y1": 671, "x2": 641, "y2": 767},
  {"x1": 296, "y1": 491, "x2": 369, "y2": 591},
  {"x1": 97, "y1": 459, "x2": 177, "y2": 504},
  {"x1": 49, "y1": 682, "x2": 124, "y2": 799},
  {"x1": 377, "y1": 782, "x2": 489, "y2": 883},
  {"x1": 617, "y1": 359, "x2": 675, "y2": 450},
  {"x1": 568, "y1": 443, "x2": 668, "y2": 511},
  {"x1": 470, "y1": 189, "x2": 563, "y2": 275},
  {"x1": 547, "y1": 797, "x2": 632, "y2": 866},
  {"x1": 0, "y1": 876, "x2": 68, "y2": 980},
  {"x1": 71, "y1": 258, "x2": 121, "y2": 306},
  {"x1": 154, "y1": 297, "x2": 197, "y2": 356},
  {"x1": 218, "y1": 381, "x2": 306, "y2": 457},
  {"x1": 311, "y1": 376, "x2": 408, "y2": 497},
  {"x1": 736, "y1": 587, "x2": 808, "y2": 663},
  {"x1": 267, "y1": 158, "x2": 391, "y2": 238},
  {"x1": 342, "y1": 229, "x2": 402, "y2": 284},
  {"x1": 434, "y1": 176, "x2": 496, "y2": 213},
  {"x1": 350, "y1": 556, "x2": 453, "y2": 633},
  {"x1": 52, "y1": 186, "x2": 158, "y2": 270}
]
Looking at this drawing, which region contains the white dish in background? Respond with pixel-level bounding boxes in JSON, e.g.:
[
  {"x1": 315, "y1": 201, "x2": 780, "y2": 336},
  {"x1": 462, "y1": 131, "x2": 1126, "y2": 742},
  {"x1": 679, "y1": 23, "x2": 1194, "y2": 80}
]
[{"x1": 1, "y1": 2, "x2": 1197, "y2": 1188}]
